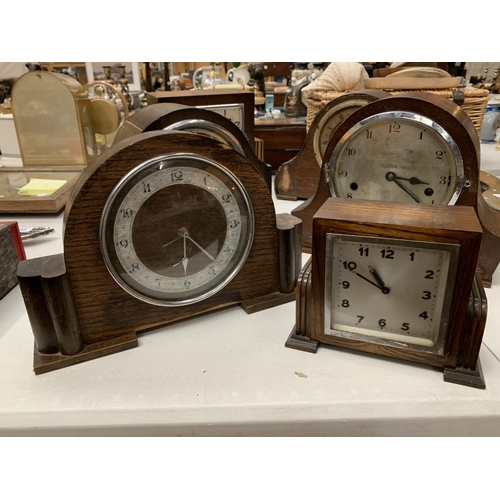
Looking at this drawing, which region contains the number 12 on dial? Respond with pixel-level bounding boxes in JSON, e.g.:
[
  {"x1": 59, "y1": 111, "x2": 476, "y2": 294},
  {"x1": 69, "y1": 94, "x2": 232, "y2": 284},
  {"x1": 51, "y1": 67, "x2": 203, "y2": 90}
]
[{"x1": 325, "y1": 234, "x2": 460, "y2": 353}]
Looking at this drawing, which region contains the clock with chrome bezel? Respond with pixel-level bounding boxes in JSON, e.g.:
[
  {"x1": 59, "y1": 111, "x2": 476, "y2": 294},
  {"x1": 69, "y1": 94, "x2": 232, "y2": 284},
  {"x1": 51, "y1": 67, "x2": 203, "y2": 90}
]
[{"x1": 286, "y1": 197, "x2": 487, "y2": 389}]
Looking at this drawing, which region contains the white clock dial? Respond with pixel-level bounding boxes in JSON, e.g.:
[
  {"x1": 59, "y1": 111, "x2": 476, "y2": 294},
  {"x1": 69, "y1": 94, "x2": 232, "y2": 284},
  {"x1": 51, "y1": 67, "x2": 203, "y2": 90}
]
[
  {"x1": 329, "y1": 112, "x2": 465, "y2": 206},
  {"x1": 325, "y1": 234, "x2": 459, "y2": 351},
  {"x1": 100, "y1": 153, "x2": 254, "y2": 306},
  {"x1": 313, "y1": 99, "x2": 373, "y2": 167}
]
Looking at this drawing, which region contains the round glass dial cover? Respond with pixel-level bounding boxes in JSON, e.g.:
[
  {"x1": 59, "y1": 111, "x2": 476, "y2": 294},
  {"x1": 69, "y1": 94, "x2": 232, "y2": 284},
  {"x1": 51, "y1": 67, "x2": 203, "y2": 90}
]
[
  {"x1": 329, "y1": 112, "x2": 465, "y2": 205},
  {"x1": 164, "y1": 119, "x2": 245, "y2": 156},
  {"x1": 313, "y1": 99, "x2": 373, "y2": 167},
  {"x1": 100, "y1": 153, "x2": 254, "y2": 306},
  {"x1": 325, "y1": 234, "x2": 459, "y2": 351}
]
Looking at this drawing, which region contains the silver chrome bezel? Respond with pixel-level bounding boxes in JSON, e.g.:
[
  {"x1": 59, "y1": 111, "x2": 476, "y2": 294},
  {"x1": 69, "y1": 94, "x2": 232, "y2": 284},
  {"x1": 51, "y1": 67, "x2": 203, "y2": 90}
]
[
  {"x1": 164, "y1": 119, "x2": 245, "y2": 155},
  {"x1": 324, "y1": 233, "x2": 460, "y2": 355},
  {"x1": 99, "y1": 152, "x2": 255, "y2": 307},
  {"x1": 327, "y1": 111, "x2": 465, "y2": 206}
]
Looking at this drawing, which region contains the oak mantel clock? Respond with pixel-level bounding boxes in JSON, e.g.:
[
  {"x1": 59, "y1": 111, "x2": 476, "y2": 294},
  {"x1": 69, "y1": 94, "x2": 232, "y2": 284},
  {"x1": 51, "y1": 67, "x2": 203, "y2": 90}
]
[
  {"x1": 17, "y1": 131, "x2": 302, "y2": 374},
  {"x1": 113, "y1": 102, "x2": 271, "y2": 189},
  {"x1": 291, "y1": 91, "x2": 500, "y2": 286},
  {"x1": 287, "y1": 197, "x2": 487, "y2": 389},
  {"x1": 274, "y1": 90, "x2": 389, "y2": 201}
]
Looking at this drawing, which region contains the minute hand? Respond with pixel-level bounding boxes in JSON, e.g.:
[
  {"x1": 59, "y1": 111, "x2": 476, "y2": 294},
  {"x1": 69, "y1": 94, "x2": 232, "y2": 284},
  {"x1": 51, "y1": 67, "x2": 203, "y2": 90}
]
[{"x1": 386, "y1": 172, "x2": 423, "y2": 203}]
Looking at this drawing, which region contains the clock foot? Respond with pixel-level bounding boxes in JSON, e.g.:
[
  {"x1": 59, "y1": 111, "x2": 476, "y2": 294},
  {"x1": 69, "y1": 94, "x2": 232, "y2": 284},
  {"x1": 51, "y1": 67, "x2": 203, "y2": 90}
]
[
  {"x1": 443, "y1": 358, "x2": 486, "y2": 390},
  {"x1": 240, "y1": 290, "x2": 295, "y2": 314},
  {"x1": 33, "y1": 331, "x2": 139, "y2": 375},
  {"x1": 285, "y1": 326, "x2": 319, "y2": 353}
]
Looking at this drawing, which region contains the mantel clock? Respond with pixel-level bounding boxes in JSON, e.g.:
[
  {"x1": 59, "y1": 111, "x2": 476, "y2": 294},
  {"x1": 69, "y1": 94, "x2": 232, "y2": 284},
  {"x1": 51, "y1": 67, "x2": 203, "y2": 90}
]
[
  {"x1": 287, "y1": 197, "x2": 487, "y2": 389},
  {"x1": 17, "y1": 131, "x2": 301, "y2": 374}
]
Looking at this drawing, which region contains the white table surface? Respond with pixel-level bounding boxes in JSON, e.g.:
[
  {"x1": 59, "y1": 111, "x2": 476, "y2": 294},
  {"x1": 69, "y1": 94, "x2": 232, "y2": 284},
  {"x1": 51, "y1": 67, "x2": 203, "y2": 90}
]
[{"x1": 1, "y1": 144, "x2": 500, "y2": 437}]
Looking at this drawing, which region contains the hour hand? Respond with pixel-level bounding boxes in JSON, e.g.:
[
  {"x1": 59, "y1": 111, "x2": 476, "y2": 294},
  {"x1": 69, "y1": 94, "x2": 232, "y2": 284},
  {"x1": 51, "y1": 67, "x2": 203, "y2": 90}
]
[
  {"x1": 349, "y1": 268, "x2": 390, "y2": 294},
  {"x1": 368, "y1": 266, "x2": 390, "y2": 294}
]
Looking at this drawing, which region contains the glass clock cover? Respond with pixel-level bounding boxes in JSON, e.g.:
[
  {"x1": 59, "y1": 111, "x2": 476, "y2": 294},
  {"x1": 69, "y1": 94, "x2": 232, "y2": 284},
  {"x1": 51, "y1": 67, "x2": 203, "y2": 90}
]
[{"x1": 100, "y1": 153, "x2": 254, "y2": 306}]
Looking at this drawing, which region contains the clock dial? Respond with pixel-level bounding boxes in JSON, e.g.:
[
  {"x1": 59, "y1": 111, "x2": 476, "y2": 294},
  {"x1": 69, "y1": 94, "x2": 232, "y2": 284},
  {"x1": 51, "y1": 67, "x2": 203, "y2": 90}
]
[
  {"x1": 313, "y1": 100, "x2": 374, "y2": 167},
  {"x1": 100, "y1": 152, "x2": 254, "y2": 306},
  {"x1": 325, "y1": 234, "x2": 459, "y2": 351},
  {"x1": 329, "y1": 112, "x2": 465, "y2": 205}
]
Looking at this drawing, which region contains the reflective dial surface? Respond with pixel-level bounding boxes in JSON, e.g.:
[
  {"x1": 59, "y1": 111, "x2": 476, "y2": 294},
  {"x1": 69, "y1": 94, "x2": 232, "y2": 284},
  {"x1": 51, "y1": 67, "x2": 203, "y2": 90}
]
[
  {"x1": 313, "y1": 100, "x2": 371, "y2": 166},
  {"x1": 325, "y1": 234, "x2": 459, "y2": 351},
  {"x1": 100, "y1": 153, "x2": 254, "y2": 306},
  {"x1": 329, "y1": 112, "x2": 465, "y2": 206}
]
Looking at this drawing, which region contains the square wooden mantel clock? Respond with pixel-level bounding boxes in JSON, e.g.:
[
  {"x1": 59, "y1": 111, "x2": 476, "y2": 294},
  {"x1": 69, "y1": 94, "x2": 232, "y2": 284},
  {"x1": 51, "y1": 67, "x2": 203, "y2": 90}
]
[{"x1": 286, "y1": 197, "x2": 488, "y2": 389}]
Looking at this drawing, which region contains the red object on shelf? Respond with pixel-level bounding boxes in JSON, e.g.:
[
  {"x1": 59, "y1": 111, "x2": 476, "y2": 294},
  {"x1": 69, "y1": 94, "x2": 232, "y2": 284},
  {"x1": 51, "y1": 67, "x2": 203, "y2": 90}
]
[{"x1": 0, "y1": 221, "x2": 26, "y2": 260}]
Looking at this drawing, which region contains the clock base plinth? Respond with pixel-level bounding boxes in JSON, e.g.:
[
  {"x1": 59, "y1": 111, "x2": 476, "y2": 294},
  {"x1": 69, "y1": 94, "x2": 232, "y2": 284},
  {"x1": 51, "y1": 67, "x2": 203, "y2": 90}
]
[
  {"x1": 239, "y1": 290, "x2": 295, "y2": 314},
  {"x1": 443, "y1": 358, "x2": 486, "y2": 390},
  {"x1": 33, "y1": 332, "x2": 138, "y2": 375},
  {"x1": 285, "y1": 326, "x2": 319, "y2": 353}
]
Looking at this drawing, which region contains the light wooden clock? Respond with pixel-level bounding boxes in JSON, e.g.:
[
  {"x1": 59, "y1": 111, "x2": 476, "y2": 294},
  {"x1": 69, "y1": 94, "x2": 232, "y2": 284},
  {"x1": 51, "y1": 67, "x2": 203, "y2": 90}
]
[
  {"x1": 286, "y1": 197, "x2": 487, "y2": 389},
  {"x1": 17, "y1": 131, "x2": 302, "y2": 374},
  {"x1": 113, "y1": 102, "x2": 271, "y2": 189},
  {"x1": 291, "y1": 91, "x2": 500, "y2": 286},
  {"x1": 275, "y1": 90, "x2": 389, "y2": 201}
]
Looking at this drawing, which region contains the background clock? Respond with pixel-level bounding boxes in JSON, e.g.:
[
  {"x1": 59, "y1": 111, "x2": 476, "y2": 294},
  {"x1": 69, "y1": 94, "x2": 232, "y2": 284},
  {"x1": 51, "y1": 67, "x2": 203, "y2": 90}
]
[
  {"x1": 291, "y1": 91, "x2": 500, "y2": 287},
  {"x1": 286, "y1": 197, "x2": 487, "y2": 389},
  {"x1": 113, "y1": 102, "x2": 271, "y2": 189},
  {"x1": 17, "y1": 131, "x2": 301, "y2": 374},
  {"x1": 275, "y1": 90, "x2": 389, "y2": 200}
]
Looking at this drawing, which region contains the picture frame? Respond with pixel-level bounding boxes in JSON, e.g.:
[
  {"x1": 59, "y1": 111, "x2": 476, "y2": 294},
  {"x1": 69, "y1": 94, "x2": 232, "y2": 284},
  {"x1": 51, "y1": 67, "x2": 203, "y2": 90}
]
[{"x1": 85, "y1": 62, "x2": 141, "y2": 91}]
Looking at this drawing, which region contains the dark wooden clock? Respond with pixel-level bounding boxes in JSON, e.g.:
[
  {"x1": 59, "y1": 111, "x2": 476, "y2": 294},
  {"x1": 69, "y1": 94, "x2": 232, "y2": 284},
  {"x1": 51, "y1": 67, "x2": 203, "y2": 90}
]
[
  {"x1": 274, "y1": 90, "x2": 390, "y2": 201},
  {"x1": 291, "y1": 91, "x2": 500, "y2": 286},
  {"x1": 17, "y1": 131, "x2": 302, "y2": 374},
  {"x1": 146, "y1": 89, "x2": 255, "y2": 146},
  {"x1": 113, "y1": 102, "x2": 271, "y2": 189},
  {"x1": 286, "y1": 197, "x2": 487, "y2": 389}
]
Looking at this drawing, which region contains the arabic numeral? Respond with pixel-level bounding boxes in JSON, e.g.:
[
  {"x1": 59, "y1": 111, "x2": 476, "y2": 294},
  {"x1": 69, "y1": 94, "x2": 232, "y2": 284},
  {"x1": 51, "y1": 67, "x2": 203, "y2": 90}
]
[
  {"x1": 120, "y1": 208, "x2": 133, "y2": 218},
  {"x1": 131, "y1": 263, "x2": 139, "y2": 272},
  {"x1": 389, "y1": 123, "x2": 401, "y2": 133},
  {"x1": 357, "y1": 315, "x2": 364, "y2": 324},
  {"x1": 342, "y1": 281, "x2": 350, "y2": 289},
  {"x1": 381, "y1": 249, "x2": 394, "y2": 259},
  {"x1": 119, "y1": 239, "x2": 129, "y2": 248},
  {"x1": 422, "y1": 291, "x2": 432, "y2": 300},
  {"x1": 347, "y1": 148, "x2": 356, "y2": 156},
  {"x1": 224, "y1": 247, "x2": 234, "y2": 253},
  {"x1": 229, "y1": 220, "x2": 240, "y2": 229},
  {"x1": 341, "y1": 300, "x2": 350, "y2": 308},
  {"x1": 209, "y1": 266, "x2": 216, "y2": 275},
  {"x1": 401, "y1": 322, "x2": 410, "y2": 331},
  {"x1": 366, "y1": 130, "x2": 372, "y2": 139},
  {"x1": 378, "y1": 319, "x2": 386, "y2": 328},
  {"x1": 435, "y1": 151, "x2": 444, "y2": 160},
  {"x1": 142, "y1": 182, "x2": 151, "y2": 193},
  {"x1": 222, "y1": 193, "x2": 232, "y2": 203},
  {"x1": 358, "y1": 247, "x2": 369, "y2": 257},
  {"x1": 184, "y1": 280, "x2": 191, "y2": 288},
  {"x1": 425, "y1": 270, "x2": 435, "y2": 279},
  {"x1": 155, "y1": 278, "x2": 161, "y2": 287},
  {"x1": 171, "y1": 170, "x2": 183, "y2": 181}
]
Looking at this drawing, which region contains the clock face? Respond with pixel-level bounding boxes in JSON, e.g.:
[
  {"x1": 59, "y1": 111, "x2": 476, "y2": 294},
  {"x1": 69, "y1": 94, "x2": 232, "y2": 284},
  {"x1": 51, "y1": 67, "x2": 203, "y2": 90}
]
[
  {"x1": 100, "y1": 153, "x2": 254, "y2": 306},
  {"x1": 164, "y1": 119, "x2": 245, "y2": 156},
  {"x1": 328, "y1": 112, "x2": 465, "y2": 206},
  {"x1": 324, "y1": 234, "x2": 460, "y2": 352},
  {"x1": 313, "y1": 99, "x2": 374, "y2": 167},
  {"x1": 197, "y1": 103, "x2": 244, "y2": 132}
]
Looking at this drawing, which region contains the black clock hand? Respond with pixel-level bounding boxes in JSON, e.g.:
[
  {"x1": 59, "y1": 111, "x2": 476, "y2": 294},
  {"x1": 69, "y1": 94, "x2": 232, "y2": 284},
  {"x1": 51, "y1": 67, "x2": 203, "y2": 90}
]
[
  {"x1": 386, "y1": 172, "x2": 423, "y2": 203},
  {"x1": 349, "y1": 268, "x2": 389, "y2": 294},
  {"x1": 385, "y1": 172, "x2": 430, "y2": 185},
  {"x1": 368, "y1": 266, "x2": 390, "y2": 294}
]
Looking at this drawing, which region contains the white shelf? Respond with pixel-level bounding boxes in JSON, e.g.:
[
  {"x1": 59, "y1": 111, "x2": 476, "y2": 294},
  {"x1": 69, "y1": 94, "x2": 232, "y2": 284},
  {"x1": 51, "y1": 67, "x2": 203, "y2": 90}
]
[{"x1": 1, "y1": 145, "x2": 500, "y2": 436}]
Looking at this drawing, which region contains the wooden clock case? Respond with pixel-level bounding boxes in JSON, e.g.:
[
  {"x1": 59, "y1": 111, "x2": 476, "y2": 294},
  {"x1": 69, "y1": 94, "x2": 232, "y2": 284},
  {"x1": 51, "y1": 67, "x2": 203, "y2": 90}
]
[
  {"x1": 113, "y1": 102, "x2": 271, "y2": 189},
  {"x1": 274, "y1": 90, "x2": 390, "y2": 201},
  {"x1": 287, "y1": 197, "x2": 487, "y2": 389},
  {"x1": 17, "y1": 131, "x2": 301, "y2": 374},
  {"x1": 290, "y1": 92, "x2": 500, "y2": 287},
  {"x1": 146, "y1": 89, "x2": 256, "y2": 146}
]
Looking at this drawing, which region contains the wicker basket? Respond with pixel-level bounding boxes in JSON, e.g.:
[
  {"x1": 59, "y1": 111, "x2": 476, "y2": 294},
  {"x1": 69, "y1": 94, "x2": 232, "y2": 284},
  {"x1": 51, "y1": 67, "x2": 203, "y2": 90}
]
[{"x1": 305, "y1": 87, "x2": 490, "y2": 136}]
